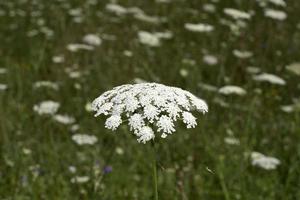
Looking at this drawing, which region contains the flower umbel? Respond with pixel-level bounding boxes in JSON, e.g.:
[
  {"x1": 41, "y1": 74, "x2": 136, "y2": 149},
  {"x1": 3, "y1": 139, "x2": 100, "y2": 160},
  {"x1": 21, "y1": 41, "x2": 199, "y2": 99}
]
[{"x1": 92, "y1": 83, "x2": 208, "y2": 143}]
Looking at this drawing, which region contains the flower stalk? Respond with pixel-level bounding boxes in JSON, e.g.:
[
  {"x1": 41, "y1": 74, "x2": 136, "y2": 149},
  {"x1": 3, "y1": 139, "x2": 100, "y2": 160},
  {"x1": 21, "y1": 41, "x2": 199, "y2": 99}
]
[{"x1": 151, "y1": 140, "x2": 158, "y2": 200}]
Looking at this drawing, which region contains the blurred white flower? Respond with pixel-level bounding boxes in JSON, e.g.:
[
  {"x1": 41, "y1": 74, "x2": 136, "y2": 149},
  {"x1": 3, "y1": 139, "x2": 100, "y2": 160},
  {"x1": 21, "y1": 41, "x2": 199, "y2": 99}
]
[
  {"x1": 73, "y1": 16, "x2": 84, "y2": 24},
  {"x1": 269, "y1": 0, "x2": 286, "y2": 7},
  {"x1": 203, "y1": 4, "x2": 216, "y2": 13},
  {"x1": 224, "y1": 8, "x2": 251, "y2": 20},
  {"x1": 233, "y1": 50, "x2": 253, "y2": 59},
  {"x1": 22, "y1": 148, "x2": 32, "y2": 155},
  {"x1": 264, "y1": 9, "x2": 287, "y2": 21},
  {"x1": 68, "y1": 71, "x2": 82, "y2": 79},
  {"x1": 33, "y1": 101, "x2": 60, "y2": 115},
  {"x1": 133, "y1": 78, "x2": 147, "y2": 84},
  {"x1": 75, "y1": 84, "x2": 83, "y2": 91},
  {"x1": 82, "y1": 34, "x2": 102, "y2": 46},
  {"x1": 246, "y1": 66, "x2": 261, "y2": 74},
  {"x1": 53, "y1": 114, "x2": 75, "y2": 125},
  {"x1": 33, "y1": 81, "x2": 59, "y2": 90},
  {"x1": 280, "y1": 100, "x2": 300, "y2": 113},
  {"x1": 106, "y1": 4, "x2": 144, "y2": 16},
  {"x1": 198, "y1": 83, "x2": 218, "y2": 92},
  {"x1": 68, "y1": 8, "x2": 82, "y2": 17},
  {"x1": 156, "y1": 0, "x2": 171, "y2": 3},
  {"x1": 123, "y1": 50, "x2": 133, "y2": 57},
  {"x1": 185, "y1": 23, "x2": 214, "y2": 32},
  {"x1": 224, "y1": 137, "x2": 240, "y2": 145},
  {"x1": 203, "y1": 55, "x2": 218, "y2": 65},
  {"x1": 92, "y1": 83, "x2": 208, "y2": 143},
  {"x1": 286, "y1": 62, "x2": 300, "y2": 76},
  {"x1": 219, "y1": 85, "x2": 247, "y2": 96},
  {"x1": 106, "y1": 3, "x2": 127, "y2": 15},
  {"x1": 72, "y1": 134, "x2": 98, "y2": 145},
  {"x1": 154, "y1": 31, "x2": 173, "y2": 39},
  {"x1": 67, "y1": 43, "x2": 94, "y2": 52},
  {"x1": 115, "y1": 147, "x2": 124, "y2": 155},
  {"x1": 70, "y1": 124, "x2": 80, "y2": 132},
  {"x1": 52, "y1": 55, "x2": 65, "y2": 63},
  {"x1": 280, "y1": 105, "x2": 294, "y2": 113},
  {"x1": 251, "y1": 152, "x2": 280, "y2": 170},
  {"x1": 126, "y1": 7, "x2": 144, "y2": 15},
  {"x1": 0, "y1": 84, "x2": 8, "y2": 91},
  {"x1": 179, "y1": 69, "x2": 189, "y2": 77},
  {"x1": 68, "y1": 166, "x2": 77, "y2": 173},
  {"x1": 253, "y1": 73, "x2": 286, "y2": 85},
  {"x1": 85, "y1": 102, "x2": 93, "y2": 112},
  {"x1": 71, "y1": 176, "x2": 90, "y2": 184},
  {"x1": 0, "y1": 68, "x2": 7, "y2": 74},
  {"x1": 138, "y1": 31, "x2": 160, "y2": 47}
]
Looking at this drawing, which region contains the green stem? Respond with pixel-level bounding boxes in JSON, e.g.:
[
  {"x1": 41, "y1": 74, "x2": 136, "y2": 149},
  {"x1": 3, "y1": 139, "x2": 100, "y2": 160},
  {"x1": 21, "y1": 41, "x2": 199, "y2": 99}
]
[{"x1": 151, "y1": 141, "x2": 158, "y2": 200}]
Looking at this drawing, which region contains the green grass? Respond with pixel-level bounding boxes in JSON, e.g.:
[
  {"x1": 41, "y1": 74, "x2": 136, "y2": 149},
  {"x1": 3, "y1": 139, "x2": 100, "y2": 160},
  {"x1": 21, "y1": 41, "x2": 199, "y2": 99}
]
[{"x1": 1, "y1": 0, "x2": 300, "y2": 199}]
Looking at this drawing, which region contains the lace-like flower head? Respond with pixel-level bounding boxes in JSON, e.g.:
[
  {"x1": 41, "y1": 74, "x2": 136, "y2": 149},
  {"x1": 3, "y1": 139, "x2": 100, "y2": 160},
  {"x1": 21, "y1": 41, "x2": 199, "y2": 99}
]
[{"x1": 92, "y1": 83, "x2": 208, "y2": 144}]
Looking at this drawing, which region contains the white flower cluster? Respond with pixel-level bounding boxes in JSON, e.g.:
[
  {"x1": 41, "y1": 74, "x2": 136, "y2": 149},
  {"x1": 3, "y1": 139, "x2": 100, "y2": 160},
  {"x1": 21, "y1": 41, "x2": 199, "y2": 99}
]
[
  {"x1": 72, "y1": 134, "x2": 98, "y2": 145},
  {"x1": 233, "y1": 49, "x2": 253, "y2": 59},
  {"x1": 184, "y1": 23, "x2": 214, "y2": 33},
  {"x1": 223, "y1": 8, "x2": 251, "y2": 20},
  {"x1": 53, "y1": 114, "x2": 76, "y2": 125},
  {"x1": 71, "y1": 176, "x2": 90, "y2": 184},
  {"x1": 252, "y1": 73, "x2": 286, "y2": 85},
  {"x1": 251, "y1": 152, "x2": 281, "y2": 170},
  {"x1": 219, "y1": 85, "x2": 247, "y2": 96},
  {"x1": 138, "y1": 31, "x2": 172, "y2": 47},
  {"x1": 92, "y1": 83, "x2": 208, "y2": 144},
  {"x1": 264, "y1": 9, "x2": 287, "y2": 21},
  {"x1": 33, "y1": 100, "x2": 60, "y2": 115},
  {"x1": 33, "y1": 81, "x2": 59, "y2": 90},
  {"x1": 0, "y1": 83, "x2": 7, "y2": 91},
  {"x1": 82, "y1": 34, "x2": 102, "y2": 46}
]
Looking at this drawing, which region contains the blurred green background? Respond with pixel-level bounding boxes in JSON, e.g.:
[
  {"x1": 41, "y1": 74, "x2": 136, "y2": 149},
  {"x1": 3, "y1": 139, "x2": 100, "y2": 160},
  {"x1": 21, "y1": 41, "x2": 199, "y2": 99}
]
[{"x1": 0, "y1": 0, "x2": 300, "y2": 199}]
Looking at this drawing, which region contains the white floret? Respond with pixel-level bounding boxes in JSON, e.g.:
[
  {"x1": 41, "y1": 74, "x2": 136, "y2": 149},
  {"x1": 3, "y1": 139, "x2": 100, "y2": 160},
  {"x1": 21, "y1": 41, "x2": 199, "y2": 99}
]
[
  {"x1": 105, "y1": 115, "x2": 122, "y2": 130},
  {"x1": 129, "y1": 113, "x2": 145, "y2": 131},
  {"x1": 137, "y1": 126, "x2": 155, "y2": 144},
  {"x1": 182, "y1": 112, "x2": 197, "y2": 128},
  {"x1": 157, "y1": 115, "x2": 175, "y2": 134}
]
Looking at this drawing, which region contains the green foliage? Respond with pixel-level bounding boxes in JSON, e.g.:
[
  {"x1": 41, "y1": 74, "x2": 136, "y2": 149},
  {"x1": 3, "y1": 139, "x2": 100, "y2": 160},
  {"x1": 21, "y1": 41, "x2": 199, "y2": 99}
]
[{"x1": 0, "y1": 0, "x2": 300, "y2": 199}]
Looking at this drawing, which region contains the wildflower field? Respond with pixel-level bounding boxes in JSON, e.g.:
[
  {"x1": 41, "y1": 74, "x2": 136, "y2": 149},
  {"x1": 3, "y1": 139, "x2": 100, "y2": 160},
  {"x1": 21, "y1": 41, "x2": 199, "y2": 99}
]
[{"x1": 1, "y1": 0, "x2": 300, "y2": 199}]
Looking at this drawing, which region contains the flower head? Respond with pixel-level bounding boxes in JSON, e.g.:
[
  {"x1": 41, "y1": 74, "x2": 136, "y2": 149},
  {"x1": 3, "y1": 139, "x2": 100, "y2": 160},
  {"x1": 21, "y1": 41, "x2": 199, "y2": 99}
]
[
  {"x1": 92, "y1": 83, "x2": 208, "y2": 143},
  {"x1": 253, "y1": 73, "x2": 286, "y2": 85},
  {"x1": 184, "y1": 23, "x2": 214, "y2": 33},
  {"x1": 82, "y1": 34, "x2": 102, "y2": 46},
  {"x1": 105, "y1": 115, "x2": 122, "y2": 130},
  {"x1": 224, "y1": 8, "x2": 251, "y2": 20},
  {"x1": 218, "y1": 85, "x2": 247, "y2": 96},
  {"x1": 138, "y1": 31, "x2": 161, "y2": 47},
  {"x1": 137, "y1": 126, "x2": 155, "y2": 144},
  {"x1": 72, "y1": 134, "x2": 98, "y2": 145},
  {"x1": 264, "y1": 9, "x2": 287, "y2": 21},
  {"x1": 33, "y1": 100, "x2": 60, "y2": 115},
  {"x1": 251, "y1": 152, "x2": 281, "y2": 170}
]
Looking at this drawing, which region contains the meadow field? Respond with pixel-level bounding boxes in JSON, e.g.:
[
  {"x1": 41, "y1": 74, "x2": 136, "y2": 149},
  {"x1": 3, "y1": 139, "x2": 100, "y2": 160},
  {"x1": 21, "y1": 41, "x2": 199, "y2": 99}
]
[{"x1": 0, "y1": 0, "x2": 300, "y2": 199}]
